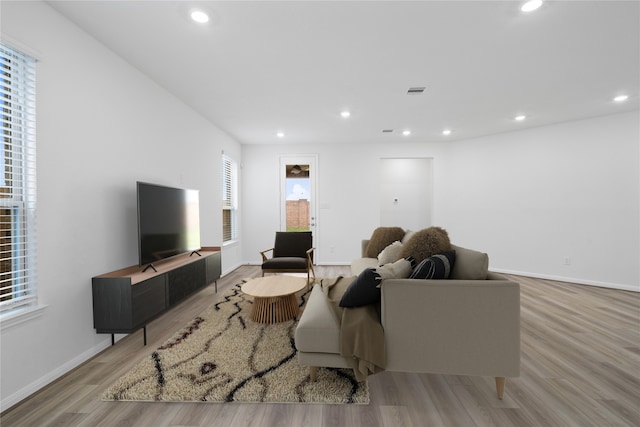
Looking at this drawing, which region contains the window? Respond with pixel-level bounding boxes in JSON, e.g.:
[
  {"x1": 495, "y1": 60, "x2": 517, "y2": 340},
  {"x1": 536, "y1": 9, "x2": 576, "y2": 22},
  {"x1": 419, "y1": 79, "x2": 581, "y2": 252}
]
[
  {"x1": 0, "y1": 42, "x2": 37, "y2": 317},
  {"x1": 222, "y1": 155, "x2": 237, "y2": 242}
]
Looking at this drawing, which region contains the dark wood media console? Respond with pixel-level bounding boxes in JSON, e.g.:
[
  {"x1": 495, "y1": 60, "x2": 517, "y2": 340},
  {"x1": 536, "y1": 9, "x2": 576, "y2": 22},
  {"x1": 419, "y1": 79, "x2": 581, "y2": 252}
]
[{"x1": 92, "y1": 247, "x2": 221, "y2": 345}]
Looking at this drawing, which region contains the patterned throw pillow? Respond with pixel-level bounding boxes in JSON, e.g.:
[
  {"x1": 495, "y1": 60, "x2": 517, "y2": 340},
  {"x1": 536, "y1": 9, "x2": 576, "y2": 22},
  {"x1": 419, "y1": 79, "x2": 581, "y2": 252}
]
[{"x1": 409, "y1": 251, "x2": 456, "y2": 279}]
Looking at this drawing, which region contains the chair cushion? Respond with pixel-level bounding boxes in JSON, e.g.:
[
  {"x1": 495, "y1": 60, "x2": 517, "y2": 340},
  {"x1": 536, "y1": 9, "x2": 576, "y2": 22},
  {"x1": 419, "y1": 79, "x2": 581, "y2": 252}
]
[
  {"x1": 262, "y1": 257, "x2": 308, "y2": 270},
  {"x1": 272, "y1": 231, "x2": 313, "y2": 259}
]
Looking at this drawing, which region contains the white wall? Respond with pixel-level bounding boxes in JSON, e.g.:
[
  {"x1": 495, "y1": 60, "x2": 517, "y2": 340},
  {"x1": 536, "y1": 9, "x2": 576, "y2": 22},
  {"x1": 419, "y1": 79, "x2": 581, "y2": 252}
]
[
  {"x1": 242, "y1": 143, "x2": 449, "y2": 264},
  {"x1": 438, "y1": 112, "x2": 639, "y2": 291},
  {"x1": 0, "y1": 1, "x2": 242, "y2": 410},
  {"x1": 242, "y1": 112, "x2": 639, "y2": 291}
]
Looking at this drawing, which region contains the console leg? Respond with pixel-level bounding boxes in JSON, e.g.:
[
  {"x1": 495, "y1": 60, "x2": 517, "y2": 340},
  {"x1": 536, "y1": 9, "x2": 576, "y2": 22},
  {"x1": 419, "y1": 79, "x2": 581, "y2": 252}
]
[
  {"x1": 143, "y1": 326, "x2": 147, "y2": 346},
  {"x1": 111, "y1": 334, "x2": 115, "y2": 346}
]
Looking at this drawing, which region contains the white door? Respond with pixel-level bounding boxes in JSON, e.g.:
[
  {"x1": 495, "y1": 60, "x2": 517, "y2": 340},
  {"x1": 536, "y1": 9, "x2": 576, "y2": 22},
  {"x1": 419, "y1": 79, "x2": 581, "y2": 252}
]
[{"x1": 380, "y1": 158, "x2": 433, "y2": 230}]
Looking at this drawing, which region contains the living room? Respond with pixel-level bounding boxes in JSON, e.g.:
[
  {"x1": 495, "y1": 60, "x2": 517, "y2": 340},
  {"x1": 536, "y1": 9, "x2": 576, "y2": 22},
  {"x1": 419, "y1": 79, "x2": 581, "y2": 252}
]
[{"x1": 0, "y1": 0, "x2": 638, "y2": 423}]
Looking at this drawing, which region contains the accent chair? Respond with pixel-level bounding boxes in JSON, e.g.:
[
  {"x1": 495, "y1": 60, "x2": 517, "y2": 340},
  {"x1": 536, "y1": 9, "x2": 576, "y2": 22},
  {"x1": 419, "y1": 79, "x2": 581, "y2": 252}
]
[{"x1": 260, "y1": 231, "x2": 316, "y2": 288}]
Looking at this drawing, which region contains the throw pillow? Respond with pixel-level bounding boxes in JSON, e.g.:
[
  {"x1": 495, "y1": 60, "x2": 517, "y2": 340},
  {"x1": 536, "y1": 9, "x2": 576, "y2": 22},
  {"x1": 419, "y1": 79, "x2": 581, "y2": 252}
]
[
  {"x1": 365, "y1": 227, "x2": 405, "y2": 258},
  {"x1": 339, "y1": 268, "x2": 382, "y2": 307},
  {"x1": 410, "y1": 250, "x2": 456, "y2": 279},
  {"x1": 376, "y1": 256, "x2": 416, "y2": 280},
  {"x1": 401, "y1": 230, "x2": 416, "y2": 244},
  {"x1": 400, "y1": 226, "x2": 452, "y2": 263},
  {"x1": 449, "y1": 244, "x2": 489, "y2": 280},
  {"x1": 377, "y1": 241, "x2": 404, "y2": 265}
]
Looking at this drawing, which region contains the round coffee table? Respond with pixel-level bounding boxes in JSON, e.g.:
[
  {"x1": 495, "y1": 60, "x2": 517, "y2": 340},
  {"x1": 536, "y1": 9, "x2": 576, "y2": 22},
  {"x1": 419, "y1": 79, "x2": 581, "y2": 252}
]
[{"x1": 241, "y1": 276, "x2": 307, "y2": 324}]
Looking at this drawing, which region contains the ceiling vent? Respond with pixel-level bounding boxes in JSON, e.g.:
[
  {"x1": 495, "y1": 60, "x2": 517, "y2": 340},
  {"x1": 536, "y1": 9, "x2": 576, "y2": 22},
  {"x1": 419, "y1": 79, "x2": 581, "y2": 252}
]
[
  {"x1": 407, "y1": 86, "x2": 426, "y2": 95},
  {"x1": 382, "y1": 129, "x2": 394, "y2": 133}
]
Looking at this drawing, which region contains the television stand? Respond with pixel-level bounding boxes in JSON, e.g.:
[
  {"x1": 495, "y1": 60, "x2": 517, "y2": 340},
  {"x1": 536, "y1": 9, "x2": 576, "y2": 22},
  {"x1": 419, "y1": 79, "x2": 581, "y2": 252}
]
[
  {"x1": 92, "y1": 247, "x2": 221, "y2": 346},
  {"x1": 111, "y1": 326, "x2": 147, "y2": 346},
  {"x1": 190, "y1": 250, "x2": 202, "y2": 257}
]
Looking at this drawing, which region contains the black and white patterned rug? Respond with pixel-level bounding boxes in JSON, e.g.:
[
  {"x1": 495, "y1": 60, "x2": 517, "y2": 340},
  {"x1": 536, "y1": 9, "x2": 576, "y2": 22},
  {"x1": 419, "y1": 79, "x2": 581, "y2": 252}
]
[{"x1": 102, "y1": 282, "x2": 369, "y2": 404}]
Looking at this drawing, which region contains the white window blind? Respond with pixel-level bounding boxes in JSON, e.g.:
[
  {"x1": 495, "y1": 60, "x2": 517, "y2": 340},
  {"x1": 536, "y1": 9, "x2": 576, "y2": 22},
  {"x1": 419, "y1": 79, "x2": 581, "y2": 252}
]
[
  {"x1": 0, "y1": 42, "x2": 38, "y2": 316},
  {"x1": 222, "y1": 155, "x2": 237, "y2": 242}
]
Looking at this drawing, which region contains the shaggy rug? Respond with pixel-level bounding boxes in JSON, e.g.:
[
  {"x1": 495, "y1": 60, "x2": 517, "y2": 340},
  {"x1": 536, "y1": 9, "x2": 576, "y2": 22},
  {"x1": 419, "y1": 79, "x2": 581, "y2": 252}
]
[{"x1": 102, "y1": 281, "x2": 369, "y2": 404}]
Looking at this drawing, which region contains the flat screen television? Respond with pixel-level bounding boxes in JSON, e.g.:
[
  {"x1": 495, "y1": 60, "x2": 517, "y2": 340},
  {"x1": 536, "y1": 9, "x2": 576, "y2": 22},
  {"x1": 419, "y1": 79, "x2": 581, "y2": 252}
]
[{"x1": 137, "y1": 181, "x2": 201, "y2": 268}]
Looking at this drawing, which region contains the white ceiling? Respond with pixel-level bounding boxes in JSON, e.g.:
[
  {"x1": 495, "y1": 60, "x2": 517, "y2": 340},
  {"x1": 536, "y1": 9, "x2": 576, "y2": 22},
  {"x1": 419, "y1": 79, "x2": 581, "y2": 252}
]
[{"x1": 46, "y1": 0, "x2": 639, "y2": 145}]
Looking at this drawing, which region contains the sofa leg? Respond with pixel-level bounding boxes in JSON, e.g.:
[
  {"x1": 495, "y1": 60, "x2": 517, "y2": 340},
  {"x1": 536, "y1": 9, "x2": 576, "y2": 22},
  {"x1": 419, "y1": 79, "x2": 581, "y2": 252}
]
[
  {"x1": 495, "y1": 377, "x2": 505, "y2": 400},
  {"x1": 310, "y1": 367, "x2": 317, "y2": 382}
]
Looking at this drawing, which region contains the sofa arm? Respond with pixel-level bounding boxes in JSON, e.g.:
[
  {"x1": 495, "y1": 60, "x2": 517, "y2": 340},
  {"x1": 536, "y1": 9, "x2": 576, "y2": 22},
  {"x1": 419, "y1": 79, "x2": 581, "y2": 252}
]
[{"x1": 380, "y1": 275, "x2": 520, "y2": 379}]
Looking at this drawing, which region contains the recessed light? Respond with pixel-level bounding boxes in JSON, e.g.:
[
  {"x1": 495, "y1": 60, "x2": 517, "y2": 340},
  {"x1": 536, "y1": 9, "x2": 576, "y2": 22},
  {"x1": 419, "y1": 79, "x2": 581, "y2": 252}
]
[
  {"x1": 521, "y1": 0, "x2": 543, "y2": 12},
  {"x1": 276, "y1": 132, "x2": 284, "y2": 138},
  {"x1": 190, "y1": 10, "x2": 209, "y2": 23},
  {"x1": 340, "y1": 111, "x2": 351, "y2": 118},
  {"x1": 614, "y1": 95, "x2": 629, "y2": 102},
  {"x1": 402, "y1": 130, "x2": 411, "y2": 136},
  {"x1": 514, "y1": 115, "x2": 526, "y2": 121},
  {"x1": 442, "y1": 129, "x2": 452, "y2": 136}
]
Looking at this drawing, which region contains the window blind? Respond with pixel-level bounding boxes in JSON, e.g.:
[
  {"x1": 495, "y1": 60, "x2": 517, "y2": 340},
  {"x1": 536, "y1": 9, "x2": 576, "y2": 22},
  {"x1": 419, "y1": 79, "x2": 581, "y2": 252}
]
[
  {"x1": 222, "y1": 155, "x2": 237, "y2": 242},
  {"x1": 0, "y1": 42, "x2": 38, "y2": 315}
]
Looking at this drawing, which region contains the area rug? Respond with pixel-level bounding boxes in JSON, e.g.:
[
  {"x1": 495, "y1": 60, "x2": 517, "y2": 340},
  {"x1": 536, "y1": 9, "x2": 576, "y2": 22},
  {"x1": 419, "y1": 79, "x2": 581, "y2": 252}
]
[{"x1": 102, "y1": 281, "x2": 369, "y2": 404}]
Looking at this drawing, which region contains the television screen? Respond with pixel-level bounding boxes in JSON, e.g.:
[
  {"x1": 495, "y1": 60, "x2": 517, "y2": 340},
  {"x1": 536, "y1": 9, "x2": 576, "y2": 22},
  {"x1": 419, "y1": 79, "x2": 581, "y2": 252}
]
[{"x1": 137, "y1": 182, "x2": 201, "y2": 267}]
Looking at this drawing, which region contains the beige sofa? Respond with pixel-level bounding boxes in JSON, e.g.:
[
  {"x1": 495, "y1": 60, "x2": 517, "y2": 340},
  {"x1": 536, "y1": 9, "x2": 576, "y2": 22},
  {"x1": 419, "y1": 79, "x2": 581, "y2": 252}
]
[{"x1": 295, "y1": 240, "x2": 520, "y2": 399}]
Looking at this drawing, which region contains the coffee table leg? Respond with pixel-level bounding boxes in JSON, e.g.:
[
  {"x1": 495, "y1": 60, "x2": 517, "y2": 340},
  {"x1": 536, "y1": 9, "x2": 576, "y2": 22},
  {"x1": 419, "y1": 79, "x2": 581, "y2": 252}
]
[{"x1": 250, "y1": 294, "x2": 300, "y2": 324}]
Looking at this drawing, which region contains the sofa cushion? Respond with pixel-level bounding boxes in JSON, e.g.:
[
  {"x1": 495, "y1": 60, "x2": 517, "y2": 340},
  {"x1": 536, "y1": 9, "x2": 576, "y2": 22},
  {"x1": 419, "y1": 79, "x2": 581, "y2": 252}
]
[
  {"x1": 377, "y1": 241, "x2": 404, "y2": 265},
  {"x1": 339, "y1": 268, "x2": 382, "y2": 307},
  {"x1": 409, "y1": 250, "x2": 456, "y2": 279},
  {"x1": 449, "y1": 244, "x2": 489, "y2": 280},
  {"x1": 351, "y1": 257, "x2": 378, "y2": 276},
  {"x1": 400, "y1": 226, "x2": 452, "y2": 263},
  {"x1": 365, "y1": 227, "x2": 405, "y2": 258}
]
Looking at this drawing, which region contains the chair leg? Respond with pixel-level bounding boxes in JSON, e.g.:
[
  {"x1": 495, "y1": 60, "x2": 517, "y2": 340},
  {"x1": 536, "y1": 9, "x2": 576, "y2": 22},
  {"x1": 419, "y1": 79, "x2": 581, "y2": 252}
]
[
  {"x1": 310, "y1": 366, "x2": 317, "y2": 382},
  {"x1": 495, "y1": 377, "x2": 505, "y2": 400}
]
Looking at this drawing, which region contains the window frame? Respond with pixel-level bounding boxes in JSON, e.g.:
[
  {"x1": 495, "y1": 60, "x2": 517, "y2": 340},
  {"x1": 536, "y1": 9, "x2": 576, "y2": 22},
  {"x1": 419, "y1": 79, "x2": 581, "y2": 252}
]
[
  {"x1": 0, "y1": 41, "x2": 39, "y2": 324},
  {"x1": 222, "y1": 154, "x2": 238, "y2": 244}
]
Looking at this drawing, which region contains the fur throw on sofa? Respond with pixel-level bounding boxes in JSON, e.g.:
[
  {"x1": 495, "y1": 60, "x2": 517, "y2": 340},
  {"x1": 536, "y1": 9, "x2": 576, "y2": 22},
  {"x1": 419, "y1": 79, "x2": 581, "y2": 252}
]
[{"x1": 400, "y1": 226, "x2": 452, "y2": 263}]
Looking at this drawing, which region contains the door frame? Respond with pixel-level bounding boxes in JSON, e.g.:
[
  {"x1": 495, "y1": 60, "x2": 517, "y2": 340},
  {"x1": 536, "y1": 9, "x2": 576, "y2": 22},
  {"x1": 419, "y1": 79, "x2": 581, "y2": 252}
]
[{"x1": 279, "y1": 154, "x2": 318, "y2": 238}]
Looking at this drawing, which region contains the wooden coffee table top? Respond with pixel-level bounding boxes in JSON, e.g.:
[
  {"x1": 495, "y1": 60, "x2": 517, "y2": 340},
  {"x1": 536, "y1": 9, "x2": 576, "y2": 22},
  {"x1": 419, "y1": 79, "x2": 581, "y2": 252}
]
[{"x1": 241, "y1": 275, "x2": 307, "y2": 298}]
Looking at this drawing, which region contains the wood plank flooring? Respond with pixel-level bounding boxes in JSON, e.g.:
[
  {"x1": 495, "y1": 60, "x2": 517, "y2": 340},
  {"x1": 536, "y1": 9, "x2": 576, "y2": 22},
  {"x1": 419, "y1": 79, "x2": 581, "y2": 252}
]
[{"x1": 1, "y1": 266, "x2": 639, "y2": 426}]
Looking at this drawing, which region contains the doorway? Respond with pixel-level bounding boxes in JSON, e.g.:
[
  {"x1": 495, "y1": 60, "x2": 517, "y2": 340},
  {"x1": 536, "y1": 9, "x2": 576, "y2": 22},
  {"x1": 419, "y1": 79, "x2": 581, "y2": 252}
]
[{"x1": 280, "y1": 155, "x2": 317, "y2": 234}]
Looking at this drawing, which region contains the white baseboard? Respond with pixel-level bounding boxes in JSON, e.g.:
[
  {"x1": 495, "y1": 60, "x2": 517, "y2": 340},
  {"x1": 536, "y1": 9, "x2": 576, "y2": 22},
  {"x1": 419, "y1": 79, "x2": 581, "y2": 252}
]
[
  {"x1": 0, "y1": 339, "x2": 112, "y2": 412},
  {"x1": 491, "y1": 268, "x2": 639, "y2": 293}
]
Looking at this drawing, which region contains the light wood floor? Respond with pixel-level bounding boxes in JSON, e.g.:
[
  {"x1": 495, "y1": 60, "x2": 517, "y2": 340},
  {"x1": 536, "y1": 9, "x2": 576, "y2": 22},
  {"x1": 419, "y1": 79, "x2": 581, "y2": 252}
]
[{"x1": 2, "y1": 265, "x2": 639, "y2": 426}]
